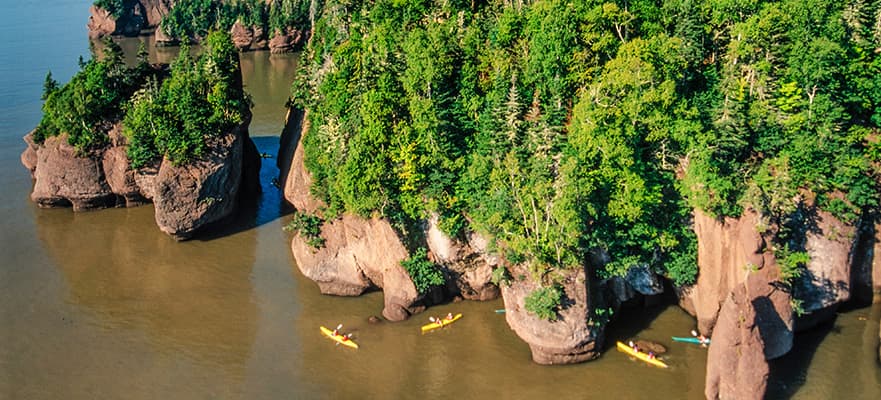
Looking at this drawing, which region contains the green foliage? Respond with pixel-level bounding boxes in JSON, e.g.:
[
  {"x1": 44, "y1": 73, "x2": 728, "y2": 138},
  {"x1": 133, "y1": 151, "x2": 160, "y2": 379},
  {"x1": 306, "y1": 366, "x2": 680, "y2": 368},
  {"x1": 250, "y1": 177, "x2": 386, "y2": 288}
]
[
  {"x1": 35, "y1": 38, "x2": 143, "y2": 152},
  {"x1": 283, "y1": 211, "x2": 325, "y2": 248},
  {"x1": 94, "y1": 0, "x2": 127, "y2": 19},
  {"x1": 589, "y1": 307, "x2": 615, "y2": 327},
  {"x1": 490, "y1": 266, "x2": 511, "y2": 287},
  {"x1": 124, "y1": 31, "x2": 249, "y2": 167},
  {"x1": 776, "y1": 245, "x2": 810, "y2": 284},
  {"x1": 291, "y1": 0, "x2": 880, "y2": 293},
  {"x1": 400, "y1": 248, "x2": 445, "y2": 295},
  {"x1": 524, "y1": 285, "x2": 563, "y2": 321},
  {"x1": 160, "y1": 0, "x2": 309, "y2": 41}
]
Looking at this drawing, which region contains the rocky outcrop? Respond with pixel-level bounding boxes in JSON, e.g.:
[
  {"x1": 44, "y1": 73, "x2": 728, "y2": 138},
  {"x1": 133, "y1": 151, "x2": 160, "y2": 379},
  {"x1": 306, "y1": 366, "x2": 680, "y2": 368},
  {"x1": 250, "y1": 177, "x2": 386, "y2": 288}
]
[
  {"x1": 230, "y1": 21, "x2": 268, "y2": 51},
  {"x1": 290, "y1": 215, "x2": 422, "y2": 321},
  {"x1": 269, "y1": 28, "x2": 307, "y2": 53},
  {"x1": 278, "y1": 108, "x2": 324, "y2": 213},
  {"x1": 88, "y1": 1, "x2": 172, "y2": 38},
  {"x1": 154, "y1": 122, "x2": 256, "y2": 239},
  {"x1": 21, "y1": 119, "x2": 259, "y2": 239},
  {"x1": 424, "y1": 214, "x2": 500, "y2": 301},
  {"x1": 28, "y1": 134, "x2": 118, "y2": 210},
  {"x1": 501, "y1": 264, "x2": 602, "y2": 364},
  {"x1": 705, "y1": 277, "x2": 770, "y2": 400},
  {"x1": 87, "y1": 5, "x2": 117, "y2": 39},
  {"x1": 280, "y1": 108, "x2": 421, "y2": 320},
  {"x1": 678, "y1": 209, "x2": 774, "y2": 336}
]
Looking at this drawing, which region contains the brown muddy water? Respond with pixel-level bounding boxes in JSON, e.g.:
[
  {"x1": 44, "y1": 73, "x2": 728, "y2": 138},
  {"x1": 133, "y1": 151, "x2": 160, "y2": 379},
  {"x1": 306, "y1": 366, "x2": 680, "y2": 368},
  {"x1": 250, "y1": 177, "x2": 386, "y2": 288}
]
[{"x1": 1, "y1": 1, "x2": 880, "y2": 399}]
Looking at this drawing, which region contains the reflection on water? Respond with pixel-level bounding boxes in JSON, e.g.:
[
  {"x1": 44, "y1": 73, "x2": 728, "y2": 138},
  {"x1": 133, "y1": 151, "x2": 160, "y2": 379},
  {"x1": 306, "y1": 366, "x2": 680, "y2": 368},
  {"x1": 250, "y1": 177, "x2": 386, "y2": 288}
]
[{"x1": 34, "y1": 205, "x2": 258, "y2": 372}]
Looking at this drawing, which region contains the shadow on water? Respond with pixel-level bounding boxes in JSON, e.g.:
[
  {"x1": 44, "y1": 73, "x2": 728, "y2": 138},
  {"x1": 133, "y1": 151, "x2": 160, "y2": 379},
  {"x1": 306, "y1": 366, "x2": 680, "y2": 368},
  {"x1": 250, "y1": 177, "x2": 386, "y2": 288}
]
[
  {"x1": 195, "y1": 136, "x2": 293, "y2": 241},
  {"x1": 603, "y1": 294, "x2": 674, "y2": 351},
  {"x1": 766, "y1": 318, "x2": 835, "y2": 399}
]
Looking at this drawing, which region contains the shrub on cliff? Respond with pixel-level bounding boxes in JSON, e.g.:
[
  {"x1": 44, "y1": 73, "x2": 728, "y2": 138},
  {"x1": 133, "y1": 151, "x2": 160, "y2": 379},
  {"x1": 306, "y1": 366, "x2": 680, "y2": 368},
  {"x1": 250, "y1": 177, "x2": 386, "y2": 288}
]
[
  {"x1": 93, "y1": 0, "x2": 128, "y2": 19},
  {"x1": 34, "y1": 38, "x2": 143, "y2": 152},
  {"x1": 525, "y1": 285, "x2": 563, "y2": 321},
  {"x1": 123, "y1": 31, "x2": 250, "y2": 167},
  {"x1": 400, "y1": 248, "x2": 445, "y2": 295}
]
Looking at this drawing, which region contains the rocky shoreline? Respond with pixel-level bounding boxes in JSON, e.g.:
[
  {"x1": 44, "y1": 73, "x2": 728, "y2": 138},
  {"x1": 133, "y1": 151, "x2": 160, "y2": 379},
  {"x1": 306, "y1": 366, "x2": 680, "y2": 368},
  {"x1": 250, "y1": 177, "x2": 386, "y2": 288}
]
[
  {"x1": 87, "y1": 1, "x2": 308, "y2": 53},
  {"x1": 22, "y1": 2, "x2": 881, "y2": 398},
  {"x1": 276, "y1": 106, "x2": 881, "y2": 397}
]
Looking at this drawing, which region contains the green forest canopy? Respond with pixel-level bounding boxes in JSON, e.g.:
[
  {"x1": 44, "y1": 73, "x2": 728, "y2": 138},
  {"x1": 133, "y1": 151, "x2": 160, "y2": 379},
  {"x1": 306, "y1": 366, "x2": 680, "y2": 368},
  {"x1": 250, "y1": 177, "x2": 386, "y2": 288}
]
[
  {"x1": 36, "y1": 31, "x2": 249, "y2": 168},
  {"x1": 292, "y1": 0, "x2": 881, "y2": 287}
]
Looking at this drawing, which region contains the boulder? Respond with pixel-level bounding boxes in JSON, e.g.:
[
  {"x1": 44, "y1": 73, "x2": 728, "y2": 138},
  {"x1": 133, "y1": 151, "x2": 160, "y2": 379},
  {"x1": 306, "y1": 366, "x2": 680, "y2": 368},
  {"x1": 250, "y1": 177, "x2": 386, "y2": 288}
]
[
  {"x1": 501, "y1": 264, "x2": 603, "y2": 364},
  {"x1": 678, "y1": 209, "x2": 776, "y2": 336},
  {"x1": 29, "y1": 134, "x2": 117, "y2": 211},
  {"x1": 153, "y1": 123, "x2": 253, "y2": 240},
  {"x1": 424, "y1": 214, "x2": 500, "y2": 301},
  {"x1": 290, "y1": 214, "x2": 422, "y2": 321},
  {"x1": 705, "y1": 280, "x2": 770, "y2": 400}
]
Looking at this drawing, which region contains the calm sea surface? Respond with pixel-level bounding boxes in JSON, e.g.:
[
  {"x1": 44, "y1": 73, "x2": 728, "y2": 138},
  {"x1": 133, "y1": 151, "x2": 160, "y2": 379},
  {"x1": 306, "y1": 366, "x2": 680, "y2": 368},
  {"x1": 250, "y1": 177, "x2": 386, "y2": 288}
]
[{"x1": 1, "y1": 1, "x2": 879, "y2": 399}]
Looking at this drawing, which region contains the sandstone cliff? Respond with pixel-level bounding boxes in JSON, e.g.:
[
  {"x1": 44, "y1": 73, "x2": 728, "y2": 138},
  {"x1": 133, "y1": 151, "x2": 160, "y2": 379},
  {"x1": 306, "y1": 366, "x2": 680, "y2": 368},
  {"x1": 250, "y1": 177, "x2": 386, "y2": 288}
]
[
  {"x1": 279, "y1": 108, "x2": 502, "y2": 322},
  {"x1": 22, "y1": 118, "x2": 260, "y2": 240}
]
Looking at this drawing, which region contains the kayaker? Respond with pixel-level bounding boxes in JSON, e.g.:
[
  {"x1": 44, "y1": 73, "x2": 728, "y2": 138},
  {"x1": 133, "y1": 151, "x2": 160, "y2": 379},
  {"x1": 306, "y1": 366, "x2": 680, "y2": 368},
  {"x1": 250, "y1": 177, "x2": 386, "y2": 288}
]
[
  {"x1": 446, "y1": 313, "x2": 454, "y2": 320},
  {"x1": 647, "y1": 351, "x2": 655, "y2": 360},
  {"x1": 692, "y1": 329, "x2": 709, "y2": 346},
  {"x1": 628, "y1": 340, "x2": 639, "y2": 352}
]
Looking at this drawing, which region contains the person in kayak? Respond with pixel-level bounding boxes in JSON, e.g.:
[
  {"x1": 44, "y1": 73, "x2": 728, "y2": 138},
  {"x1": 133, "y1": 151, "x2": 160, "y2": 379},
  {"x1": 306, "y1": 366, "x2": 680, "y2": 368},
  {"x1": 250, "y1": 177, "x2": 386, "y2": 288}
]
[
  {"x1": 333, "y1": 324, "x2": 342, "y2": 336},
  {"x1": 445, "y1": 313, "x2": 454, "y2": 320},
  {"x1": 647, "y1": 351, "x2": 656, "y2": 360},
  {"x1": 628, "y1": 340, "x2": 639, "y2": 352},
  {"x1": 692, "y1": 330, "x2": 709, "y2": 346}
]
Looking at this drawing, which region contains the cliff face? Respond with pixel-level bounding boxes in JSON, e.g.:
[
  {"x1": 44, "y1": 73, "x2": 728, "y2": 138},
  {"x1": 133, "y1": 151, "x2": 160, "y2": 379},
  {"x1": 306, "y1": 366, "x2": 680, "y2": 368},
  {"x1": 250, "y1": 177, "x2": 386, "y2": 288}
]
[
  {"x1": 424, "y1": 214, "x2": 500, "y2": 301},
  {"x1": 279, "y1": 108, "x2": 501, "y2": 322},
  {"x1": 677, "y1": 210, "x2": 776, "y2": 336},
  {"x1": 88, "y1": 1, "x2": 172, "y2": 38},
  {"x1": 21, "y1": 119, "x2": 260, "y2": 240}
]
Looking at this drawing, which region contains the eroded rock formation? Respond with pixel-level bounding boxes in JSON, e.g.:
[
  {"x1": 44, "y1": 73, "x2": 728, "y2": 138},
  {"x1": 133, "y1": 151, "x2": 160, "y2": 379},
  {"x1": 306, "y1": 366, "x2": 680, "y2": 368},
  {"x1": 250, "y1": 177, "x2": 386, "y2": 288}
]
[
  {"x1": 677, "y1": 209, "x2": 773, "y2": 336},
  {"x1": 290, "y1": 215, "x2": 422, "y2": 321},
  {"x1": 21, "y1": 118, "x2": 259, "y2": 239},
  {"x1": 705, "y1": 277, "x2": 771, "y2": 400},
  {"x1": 501, "y1": 264, "x2": 602, "y2": 364},
  {"x1": 231, "y1": 21, "x2": 268, "y2": 51},
  {"x1": 88, "y1": 1, "x2": 172, "y2": 38},
  {"x1": 424, "y1": 214, "x2": 500, "y2": 301}
]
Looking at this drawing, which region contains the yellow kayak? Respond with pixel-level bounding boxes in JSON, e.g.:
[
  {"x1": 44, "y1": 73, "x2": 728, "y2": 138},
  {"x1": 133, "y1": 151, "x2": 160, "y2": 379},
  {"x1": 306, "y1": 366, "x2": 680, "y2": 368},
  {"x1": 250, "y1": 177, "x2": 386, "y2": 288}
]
[
  {"x1": 616, "y1": 341, "x2": 668, "y2": 368},
  {"x1": 320, "y1": 326, "x2": 359, "y2": 349},
  {"x1": 420, "y1": 313, "x2": 463, "y2": 333}
]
